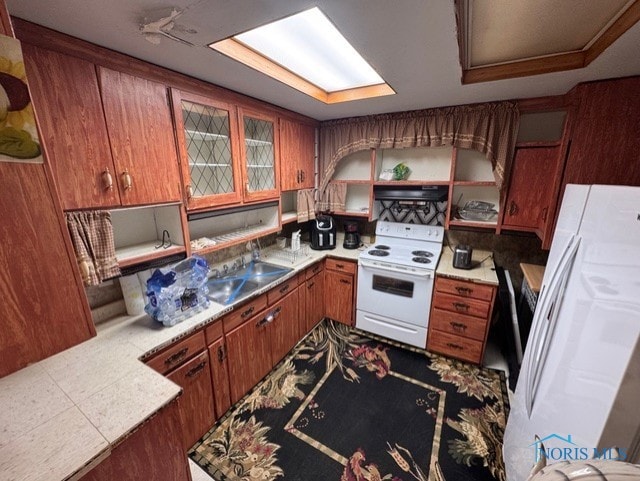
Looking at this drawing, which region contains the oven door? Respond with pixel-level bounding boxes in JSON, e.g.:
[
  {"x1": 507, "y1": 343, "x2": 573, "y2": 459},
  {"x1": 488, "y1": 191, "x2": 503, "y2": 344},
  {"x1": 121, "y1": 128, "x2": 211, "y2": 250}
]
[{"x1": 356, "y1": 258, "x2": 434, "y2": 328}]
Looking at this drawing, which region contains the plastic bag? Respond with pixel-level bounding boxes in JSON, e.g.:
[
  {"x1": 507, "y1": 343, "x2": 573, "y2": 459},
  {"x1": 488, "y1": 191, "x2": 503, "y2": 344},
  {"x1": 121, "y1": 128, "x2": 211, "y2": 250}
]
[{"x1": 144, "y1": 255, "x2": 210, "y2": 326}]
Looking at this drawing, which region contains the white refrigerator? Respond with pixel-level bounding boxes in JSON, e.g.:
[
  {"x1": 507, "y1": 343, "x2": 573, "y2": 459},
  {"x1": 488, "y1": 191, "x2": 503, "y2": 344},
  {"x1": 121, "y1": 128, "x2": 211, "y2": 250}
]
[{"x1": 503, "y1": 184, "x2": 640, "y2": 481}]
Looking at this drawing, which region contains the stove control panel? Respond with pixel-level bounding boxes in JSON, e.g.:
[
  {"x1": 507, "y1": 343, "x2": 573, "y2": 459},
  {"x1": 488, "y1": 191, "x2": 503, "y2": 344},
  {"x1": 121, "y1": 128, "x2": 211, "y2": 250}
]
[{"x1": 375, "y1": 221, "x2": 444, "y2": 242}]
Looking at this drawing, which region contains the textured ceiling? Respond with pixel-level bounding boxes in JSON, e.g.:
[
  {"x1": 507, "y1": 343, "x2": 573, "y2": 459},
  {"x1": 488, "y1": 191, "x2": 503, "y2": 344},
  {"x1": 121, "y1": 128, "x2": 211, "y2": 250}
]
[{"x1": 6, "y1": 0, "x2": 640, "y2": 121}]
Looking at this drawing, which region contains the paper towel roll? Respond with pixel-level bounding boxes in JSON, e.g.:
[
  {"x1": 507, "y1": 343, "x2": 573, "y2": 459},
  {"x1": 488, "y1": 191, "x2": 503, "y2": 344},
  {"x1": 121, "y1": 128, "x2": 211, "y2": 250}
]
[{"x1": 120, "y1": 274, "x2": 146, "y2": 316}]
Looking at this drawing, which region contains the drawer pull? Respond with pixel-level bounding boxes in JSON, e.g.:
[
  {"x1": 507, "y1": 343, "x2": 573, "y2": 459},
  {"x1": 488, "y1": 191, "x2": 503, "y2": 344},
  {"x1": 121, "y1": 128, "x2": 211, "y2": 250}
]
[
  {"x1": 450, "y1": 321, "x2": 467, "y2": 332},
  {"x1": 453, "y1": 302, "x2": 470, "y2": 312},
  {"x1": 312, "y1": 265, "x2": 320, "y2": 274},
  {"x1": 121, "y1": 170, "x2": 133, "y2": 191},
  {"x1": 307, "y1": 282, "x2": 315, "y2": 289},
  {"x1": 257, "y1": 306, "x2": 282, "y2": 327},
  {"x1": 101, "y1": 168, "x2": 113, "y2": 191},
  {"x1": 217, "y1": 344, "x2": 226, "y2": 363},
  {"x1": 241, "y1": 306, "x2": 255, "y2": 319},
  {"x1": 164, "y1": 347, "x2": 188, "y2": 365},
  {"x1": 186, "y1": 361, "x2": 207, "y2": 378},
  {"x1": 279, "y1": 284, "x2": 290, "y2": 294},
  {"x1": 446, "y1": 342, "x2": 464, "y2": 351},
  {"x1": 455, "y1": 286, "x2": 472, "y2": 295},
  {"x1": 336, "y1": 263, "x2": 345, "y2": 269},
  {"x1": 339, "y1": 279, "x2": 350, "y2": 284}
]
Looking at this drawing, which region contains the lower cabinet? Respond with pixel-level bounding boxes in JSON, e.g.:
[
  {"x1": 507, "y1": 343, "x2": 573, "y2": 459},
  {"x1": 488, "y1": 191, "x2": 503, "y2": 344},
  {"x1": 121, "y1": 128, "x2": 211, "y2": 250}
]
[
  {"x1": 80, "y1": 399, "x2": 190, "y2": 481},
  {"x1": 166, "y1": 351, "x2": 215, "y2": 450},
  {"x1": 206, "y1": 329, "x2": 232, "y2": 419},
  {"x1": 225, "y1": 287, "x2": 300, "y2": 404},
  {"x1": 324, "y1": 258, "x2": 356, "y2": 326},
  {"x1": 145, "y1": 331, "x2": 215, "y2": 450},
  {"x1": 299, "y1": 261, "x2": 325, "y2": 335},
  {"x1": 427, "y1": 275, "x2": 497, "y2": 365}
]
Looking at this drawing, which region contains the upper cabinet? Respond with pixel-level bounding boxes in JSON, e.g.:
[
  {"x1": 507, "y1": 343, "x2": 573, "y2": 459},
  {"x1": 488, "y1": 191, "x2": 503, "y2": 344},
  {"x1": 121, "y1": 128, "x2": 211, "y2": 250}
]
[
  {"x1": 22, "y1": 44, "x2": 181, "y2": 209},
  {"x1": 238, "y1": 107, "x2": 280, "y2": 203},
  {"x1": 21, "y1": 44, "x2": 118, "y2": 210},
  {"x1": 279, "y1": 117, "x2": 315, "y2": 191},
  {"x1": 171, "y1": 89, "x2": 243, "y2": 210},
  {"x1": 98, "y1": 67, "x2": 181, "y2": 206}
]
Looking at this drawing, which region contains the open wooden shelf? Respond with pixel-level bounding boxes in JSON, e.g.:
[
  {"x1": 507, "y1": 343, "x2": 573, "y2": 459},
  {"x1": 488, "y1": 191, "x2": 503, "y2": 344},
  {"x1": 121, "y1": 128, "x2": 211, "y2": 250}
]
[
  {"x1": 117, "y1": 243, "x2": 186, "y2": 268},
  {"x1": 373, "y1": 180, "x2": 450, "y2": 186},
  {"x1": 281, "y1": 211, "x2": 297, "y2": 224}
]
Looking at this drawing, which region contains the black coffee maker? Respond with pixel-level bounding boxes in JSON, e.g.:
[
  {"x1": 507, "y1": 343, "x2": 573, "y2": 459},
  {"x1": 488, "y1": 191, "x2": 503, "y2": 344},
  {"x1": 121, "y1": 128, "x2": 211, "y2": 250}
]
[{"x1": 343, "y1": 221, "x2": 361, "y2": 249}]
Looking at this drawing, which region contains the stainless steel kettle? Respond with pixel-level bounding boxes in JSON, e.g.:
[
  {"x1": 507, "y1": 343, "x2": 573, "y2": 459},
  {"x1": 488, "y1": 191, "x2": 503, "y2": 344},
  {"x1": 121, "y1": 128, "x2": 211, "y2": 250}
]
[{"x1": 453, "y1": 244, "x2": 473, "y2": 269}]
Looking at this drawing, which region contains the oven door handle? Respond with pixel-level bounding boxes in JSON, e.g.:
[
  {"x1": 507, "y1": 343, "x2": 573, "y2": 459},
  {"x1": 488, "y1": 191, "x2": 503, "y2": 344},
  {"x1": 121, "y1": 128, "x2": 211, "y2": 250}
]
[{"x1": 359, "y1": 259, "x2": 434, "y2": 278}]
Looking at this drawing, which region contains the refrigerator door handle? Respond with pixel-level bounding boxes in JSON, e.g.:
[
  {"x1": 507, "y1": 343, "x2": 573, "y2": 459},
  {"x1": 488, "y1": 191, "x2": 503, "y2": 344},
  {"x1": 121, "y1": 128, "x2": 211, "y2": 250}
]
[{"x1": 525, "y1": 234, "x2": 581, "y2": 417}]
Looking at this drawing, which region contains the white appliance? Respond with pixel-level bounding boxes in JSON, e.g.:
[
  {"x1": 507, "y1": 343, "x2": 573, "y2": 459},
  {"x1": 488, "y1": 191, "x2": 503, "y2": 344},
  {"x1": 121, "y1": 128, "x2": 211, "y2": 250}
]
[
  {"x1": 503, "y1": 184, "x2": 640, "y2": 481},
  {"x1": 356, "y1": 221, "x2": 444, "y2": 348}
]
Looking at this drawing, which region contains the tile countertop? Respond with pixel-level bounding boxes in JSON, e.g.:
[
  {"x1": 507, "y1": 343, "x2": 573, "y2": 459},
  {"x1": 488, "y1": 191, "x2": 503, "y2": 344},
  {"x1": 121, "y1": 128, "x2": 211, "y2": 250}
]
[
  {"x1": 0, "y1": 243, "x2": 363, "y2": 481},
  {"x1": 436, "y1": 248, "x2": 499, "y2": 285}
]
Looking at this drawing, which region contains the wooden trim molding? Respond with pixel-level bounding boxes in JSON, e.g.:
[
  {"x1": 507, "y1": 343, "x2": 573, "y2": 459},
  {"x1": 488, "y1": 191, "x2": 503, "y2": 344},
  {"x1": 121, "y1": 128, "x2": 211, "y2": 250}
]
[
  {"x1": 210, "y1": 38, "x2": 394, "y2": 104},
  {"x1": 456, "y1": 0, "x2": 640, "y2": 84}
]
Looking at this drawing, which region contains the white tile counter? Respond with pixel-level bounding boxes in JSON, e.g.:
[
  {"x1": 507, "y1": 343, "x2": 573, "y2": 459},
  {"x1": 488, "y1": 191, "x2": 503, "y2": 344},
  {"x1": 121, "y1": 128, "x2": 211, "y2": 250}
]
[
  {"x1": 436, "y1": 247, "x2": 499, "y2": 285},
  {"x1": 0, "y1": 244, "x2": 362, "y2": 481}
]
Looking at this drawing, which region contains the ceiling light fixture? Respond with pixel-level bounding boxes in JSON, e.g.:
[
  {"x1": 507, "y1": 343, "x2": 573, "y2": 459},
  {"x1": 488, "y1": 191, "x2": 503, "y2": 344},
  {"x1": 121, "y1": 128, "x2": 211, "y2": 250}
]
[{"x1": 209, "y1": 7, "x2": 394, "y2": 104}]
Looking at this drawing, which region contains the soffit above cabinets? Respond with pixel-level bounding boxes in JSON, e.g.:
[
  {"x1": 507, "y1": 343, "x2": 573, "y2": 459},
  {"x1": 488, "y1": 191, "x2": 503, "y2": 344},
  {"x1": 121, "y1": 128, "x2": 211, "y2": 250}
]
[{"x1": 456, "y1": 0, "x2": 640, "y2": 83}]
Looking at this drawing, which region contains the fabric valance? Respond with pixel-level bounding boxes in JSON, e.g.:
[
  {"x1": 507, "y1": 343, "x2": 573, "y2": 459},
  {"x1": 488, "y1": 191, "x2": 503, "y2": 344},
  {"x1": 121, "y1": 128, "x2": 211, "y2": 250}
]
[{"x1": 318, "y1": 101, "x2": 520, "y2": 199}]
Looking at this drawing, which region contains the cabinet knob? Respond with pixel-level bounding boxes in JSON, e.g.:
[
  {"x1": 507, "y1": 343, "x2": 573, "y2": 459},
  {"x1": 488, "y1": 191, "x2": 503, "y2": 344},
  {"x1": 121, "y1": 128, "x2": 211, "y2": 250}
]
[
  {"x1": 101, "y1": 168, "x2": 113, "y2": 191},
  {"x1": 121, "y1": 170, "x2": 133, "y2": 191},
  {"x1": 541, "y1": 207, "x2": 549, "y2": 222},
  {"x1": 446, "y1": 342, "x2": 464, "y2": 351},
  {"x1": 296, "y1": 170, "x2": 301, "y2": 183},
  {"x1": 339, "y1": 279, "x2": 350, "y2": 285},
  {"x1": 186, "y1": 184, "x2": 193, "y2": 199},
  {"x1": 509, "y1": 201, "x2": 518, "y2": 216},
  {"x1": 300, "y1": 170, "x2": 305, "y2": 182},
  {"x1": 185, "y1": 361, "x2": 207, "y2": 378},
  {"x1": 452, "y1": 302, "x2": 470, "y2": 312},
  {"x1": 217, "y1": 344, "x2": 226, "y2": 363}
]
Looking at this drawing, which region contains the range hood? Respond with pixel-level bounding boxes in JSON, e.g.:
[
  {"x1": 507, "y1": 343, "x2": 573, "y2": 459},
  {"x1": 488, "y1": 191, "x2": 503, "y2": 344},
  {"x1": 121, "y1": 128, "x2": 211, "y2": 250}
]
[{"x1": 373, "y1": 185, "x2": 448, "y2": 201}]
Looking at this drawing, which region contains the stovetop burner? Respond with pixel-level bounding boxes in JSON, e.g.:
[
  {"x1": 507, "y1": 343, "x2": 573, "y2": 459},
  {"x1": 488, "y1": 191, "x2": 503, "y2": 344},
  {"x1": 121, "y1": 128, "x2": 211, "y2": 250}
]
[
  {"x1": 412, "y1": 257, "x2": 432, "y2": 264},
  {"x1": 368, "y1": 249, "x2": 390, "y2": 257},
  {"x1": 412, "y1": 250, "x2": 434, "y2": 257},
  {"x1": 374, "y1": 245, "x2": 390, "y2": 250}
]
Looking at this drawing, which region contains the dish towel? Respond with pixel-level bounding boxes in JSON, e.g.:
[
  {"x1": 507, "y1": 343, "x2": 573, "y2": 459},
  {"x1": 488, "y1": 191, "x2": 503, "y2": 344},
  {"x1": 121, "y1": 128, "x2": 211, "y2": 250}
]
[
  {"x1": 319, "y1": 182, "x2": 347, "y2": 212},
  {"x1": 296, "y1": 189, "x2": 316, "y2": 223},
  {"x1": 66, "y1": 211, "x2": 121, "y2": 286}
]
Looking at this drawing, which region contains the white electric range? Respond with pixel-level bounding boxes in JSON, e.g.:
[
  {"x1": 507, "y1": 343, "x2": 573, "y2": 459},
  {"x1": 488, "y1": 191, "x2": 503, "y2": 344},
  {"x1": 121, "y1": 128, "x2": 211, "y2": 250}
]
[{"x1": 356, "y1": 221, "x2": 444, "y2": 348}]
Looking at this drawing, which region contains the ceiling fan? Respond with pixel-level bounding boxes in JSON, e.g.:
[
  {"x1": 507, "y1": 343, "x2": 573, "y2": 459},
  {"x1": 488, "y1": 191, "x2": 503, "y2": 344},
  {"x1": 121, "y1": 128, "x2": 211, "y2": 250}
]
[{"x1": 139, "y1": 7, "x2": 197, "y2": 46}]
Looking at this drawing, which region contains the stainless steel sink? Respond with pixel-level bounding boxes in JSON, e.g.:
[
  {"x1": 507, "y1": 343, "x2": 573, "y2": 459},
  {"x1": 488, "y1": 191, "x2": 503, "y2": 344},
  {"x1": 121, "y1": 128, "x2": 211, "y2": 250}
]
[
  {"x1": 235, "y1": 261, "x2": 293, "y2": 285},
  {"x1": 207, "y1": 278, "x2": 260, "y2": 305},
  {"x1": 207, "y1": 262, "x2": 293, "y2": 305}
]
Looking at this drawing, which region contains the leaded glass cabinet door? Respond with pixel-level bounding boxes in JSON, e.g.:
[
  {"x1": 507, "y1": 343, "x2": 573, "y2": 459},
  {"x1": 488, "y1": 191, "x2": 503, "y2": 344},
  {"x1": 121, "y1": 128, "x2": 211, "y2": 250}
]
[
  {"x1": 238, "y1": 107, "x2": 280, "y2": 202},
  {"x1": 171, "y1": 89, "x2": 242, "y2": 210}
]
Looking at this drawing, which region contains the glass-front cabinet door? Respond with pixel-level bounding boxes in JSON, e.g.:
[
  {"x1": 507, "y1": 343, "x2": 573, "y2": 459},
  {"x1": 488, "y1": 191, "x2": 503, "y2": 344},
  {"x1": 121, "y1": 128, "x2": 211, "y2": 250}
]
[
  {"x1": 171, "y1": 89, "x2": 242, "y2": 210},
  {"x1": 238, "y1": 107, "x2": 279, "y2": 202}
]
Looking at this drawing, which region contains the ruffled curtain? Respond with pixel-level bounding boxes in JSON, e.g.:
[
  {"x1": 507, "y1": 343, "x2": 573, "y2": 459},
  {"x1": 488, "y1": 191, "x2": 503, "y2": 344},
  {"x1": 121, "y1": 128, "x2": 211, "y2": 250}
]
[
  {"x1": 318, "y1": 101, "x2": 520, "y2": 198},
  {"x1": 66, "y1": 211, "x2": 120, "y2": 286}
]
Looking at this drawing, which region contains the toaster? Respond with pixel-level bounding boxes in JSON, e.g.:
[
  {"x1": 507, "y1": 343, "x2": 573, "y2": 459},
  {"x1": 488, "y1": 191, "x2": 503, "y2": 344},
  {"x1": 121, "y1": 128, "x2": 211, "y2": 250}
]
[
  {"x1": 453, "y1": 244, "x2": 473, "y2": 269},
  {"x1": 310, "y1": 215, "x2": 336, "y2": 250}
]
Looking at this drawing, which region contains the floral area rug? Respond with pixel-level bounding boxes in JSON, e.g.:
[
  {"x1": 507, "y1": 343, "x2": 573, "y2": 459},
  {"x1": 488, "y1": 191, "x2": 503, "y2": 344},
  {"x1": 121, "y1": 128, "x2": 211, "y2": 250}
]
[{"x1": 190, "y1": 320, "x2": 510, "y2": 481}]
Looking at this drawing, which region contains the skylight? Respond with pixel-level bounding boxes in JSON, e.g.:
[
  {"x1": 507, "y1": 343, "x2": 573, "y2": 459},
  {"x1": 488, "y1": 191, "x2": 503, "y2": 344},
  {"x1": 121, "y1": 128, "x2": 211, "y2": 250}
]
[{"x1": 209, "y1": 7, "x2": 394, "y2": 104}]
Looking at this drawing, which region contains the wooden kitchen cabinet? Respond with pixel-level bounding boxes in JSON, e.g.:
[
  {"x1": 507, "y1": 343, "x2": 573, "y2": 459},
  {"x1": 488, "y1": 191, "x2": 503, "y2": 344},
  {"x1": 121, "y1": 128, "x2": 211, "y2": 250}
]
[
  {"x1": 238, "y1": 106, "x2": 280, "y2": 203},
  {"x1": 324, "y1": 259, "x2": 356, "y2": 326},
  {"x1": 427, "y1": 275, "x2": 497, "y2": 364},
  {"x1": 300, "y1": 262, "x2": 325, "y2": 334},
  {"x1": 166, "y1": 350, "x2": 215, "y2": 450},
  {"x1": 279, "y1": 117, "x2": 315, "y2": 191},
  {"x1": 270, "y1": 290, "x2": 301, "y2": 364},
  {"x1": 205, "y1": 319, "x2": 232, "y2": 418},
  {"x1": 79, "y1": 399, "x2": 190, "y2": 481},
  {"x1": 502, "y1": 146, "x2": 561, "y2": 233},
  {"x1": 98, "y1": 67, "x2": 181, "y2": 206},
  {"x1": 21, "y1": 44, "x2": 119, "y2": 210},
  {"x1": 225, "y1": 306, "x2": 273, "y2": 404},
  {"x1": 145, "y1": 330, "x2": 214, "y2": 449},
  {"x1": 171, "y1": 89, "x2": 243, "y2": 210}
]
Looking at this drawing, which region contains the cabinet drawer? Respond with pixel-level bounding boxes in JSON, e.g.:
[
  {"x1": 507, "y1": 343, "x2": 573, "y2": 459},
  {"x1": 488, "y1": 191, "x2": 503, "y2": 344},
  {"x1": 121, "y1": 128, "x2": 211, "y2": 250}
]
[
  {"x1": 430, "y1": 308, "x2": 488, "y2": 342},
  {"x1": 223, "y1": 293, "x2": 268, "y2": 333},
  {"x1": 325, "y1": 258, "x2": 356, "y2": 274},
  {"x1": 436, "y1": 277, "x2": 494, "y2": 301},
  {"x1": 432, "y1": 291, "x2": 490, "y2": 319},
  {"x1": 267, "y1": 278, "x2": 297, "y2": 305},
  {"x1": 305, "y1": 261, "x2": 324, "y2": 280},
  {"x1": 204, "y1": 319, "x2": 224, "y2": 345},
  {"x1": 427, "y1": 330, "x2": 483, "y2": 364},
  {"x1": 146, "y1": 331, "x2": 206, "y2": 375}
]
